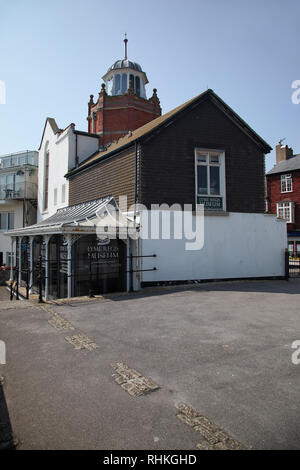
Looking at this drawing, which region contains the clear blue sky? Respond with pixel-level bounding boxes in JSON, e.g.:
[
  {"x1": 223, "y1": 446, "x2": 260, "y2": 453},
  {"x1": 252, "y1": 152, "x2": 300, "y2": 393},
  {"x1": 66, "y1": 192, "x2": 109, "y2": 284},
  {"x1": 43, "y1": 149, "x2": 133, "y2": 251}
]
[{"x1": 0, "y1": 0, "x2": 299, "y2": 171}]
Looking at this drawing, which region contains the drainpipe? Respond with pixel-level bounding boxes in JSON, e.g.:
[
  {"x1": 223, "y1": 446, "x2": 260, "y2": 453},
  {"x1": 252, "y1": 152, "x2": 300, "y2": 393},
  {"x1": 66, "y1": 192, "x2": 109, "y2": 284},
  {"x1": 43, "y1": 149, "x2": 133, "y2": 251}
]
[
  {"x1": 134, "y1": 141, "x2": 138, "y2": 218},
  {"x1": 129, "y1": 142, "x2": 138, "y2": 292},
  {"x1": 75, "y1": 133, "x2": 79, "y2": 167},
  {"x1": 66, "y1": 234, "x2": 72, "y2": 298},
  {"x1": 131, "y1": 141, "x2": 140, "y2": 292},
  {"x1": 9, "y1": 237, "x2": 14, "y2": 282}
]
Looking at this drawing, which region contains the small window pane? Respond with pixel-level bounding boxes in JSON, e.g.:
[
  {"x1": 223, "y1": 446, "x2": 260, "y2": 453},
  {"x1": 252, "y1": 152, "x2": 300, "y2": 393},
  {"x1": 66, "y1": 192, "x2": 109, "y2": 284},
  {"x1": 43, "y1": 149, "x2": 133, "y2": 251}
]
[
  {"x1": 6, "y1": 174, "x2": 14, "y2": 189},
  {"x1": 210, "y1": 154, "x2": 219, "y2": 164},
  {"x1": 107, "y1": 78, "x2": 113, "y2": 95},
  {"x1": 135, "y1": 76, "x2": 140, "y2": 96},
  {"x1": 54, "y1": 188, "x2": 57, "y2": 206},
  {"x1": 0, "y1": 213, "x2": 8, "y2": 230},
  {"x1": 121, "y1": 74, "x2": 127, "y2": 94},
  {"x1": 129, "y1": 74, "x2": 134, "y2": 90},
  {"x1": 62, "y1": 184, "x2": 65, "y2": 203},
  {"x1": 2, "y1": 158, "x2": 10, "y2": 168},
  {"x1": 8, "y1": 213, "x2": 14, "y2": 229},
  {"x1": 197, "y1": 154, "x2": 207, "y2": 163},
  {"x1": 210, "y1": 166, "x2": 220, "y2": 195},
  {"x1": 115, "y1": 74, "x2": 121, "y2": 95},
  {"x1": 197, "y1": 165, "x2": 208, "y2": 194}
]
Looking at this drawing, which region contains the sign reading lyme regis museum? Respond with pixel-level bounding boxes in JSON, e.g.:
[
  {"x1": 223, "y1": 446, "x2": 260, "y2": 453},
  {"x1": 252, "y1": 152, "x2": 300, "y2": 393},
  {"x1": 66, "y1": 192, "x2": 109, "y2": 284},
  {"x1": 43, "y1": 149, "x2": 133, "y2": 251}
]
[
  {"x1": 87, "y1": 244, "x2": 119, "y2": 261},
  {"x1": 197, "y1": 196, "x2": 223, "y2": 210}
]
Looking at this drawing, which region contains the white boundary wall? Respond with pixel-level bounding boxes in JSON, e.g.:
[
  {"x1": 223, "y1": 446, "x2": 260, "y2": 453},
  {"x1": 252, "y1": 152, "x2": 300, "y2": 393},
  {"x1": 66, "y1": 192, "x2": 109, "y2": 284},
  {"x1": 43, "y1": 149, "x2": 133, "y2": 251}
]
[{"x1": 139, "y1": 211, "x2": 287, "y2": 283}]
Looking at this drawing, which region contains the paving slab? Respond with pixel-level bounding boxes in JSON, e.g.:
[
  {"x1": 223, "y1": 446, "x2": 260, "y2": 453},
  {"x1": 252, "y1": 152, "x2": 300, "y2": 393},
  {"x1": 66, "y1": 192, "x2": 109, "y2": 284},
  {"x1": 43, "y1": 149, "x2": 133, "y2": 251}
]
[{"x1": 0, "y1": 279, "x2": 300, "y2": 449}]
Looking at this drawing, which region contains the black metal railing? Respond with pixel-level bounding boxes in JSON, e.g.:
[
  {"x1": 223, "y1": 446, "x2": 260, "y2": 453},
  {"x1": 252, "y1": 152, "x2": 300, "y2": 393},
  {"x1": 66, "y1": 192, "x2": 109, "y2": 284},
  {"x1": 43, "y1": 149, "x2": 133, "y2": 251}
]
[
  {"x1": 10, "y1": 253, "x2": 158, "y2": 301},
  {"x1": 287, "y1": 250, "x2": 300, "y2": 278}
]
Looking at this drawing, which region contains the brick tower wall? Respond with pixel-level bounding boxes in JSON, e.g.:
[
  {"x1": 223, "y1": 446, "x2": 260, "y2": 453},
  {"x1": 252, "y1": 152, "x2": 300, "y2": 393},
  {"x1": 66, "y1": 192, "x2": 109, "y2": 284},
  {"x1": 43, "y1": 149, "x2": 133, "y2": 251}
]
[{"x1": 88, "y1": 90, "x2": 161, "y2": 146}]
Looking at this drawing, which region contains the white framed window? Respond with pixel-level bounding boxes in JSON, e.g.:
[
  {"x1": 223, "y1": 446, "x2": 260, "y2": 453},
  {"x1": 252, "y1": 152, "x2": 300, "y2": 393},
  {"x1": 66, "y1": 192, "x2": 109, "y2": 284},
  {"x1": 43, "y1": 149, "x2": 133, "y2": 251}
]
[
  {"x1": 0, "y1": 212, "x2": 14, "y2": 230},
  {"x1": 7, "y1": 252, "x2": 15, "y2": 266},
  {"x1": 43, "y1": 150, "x2": 49, "y2": 211},
  {"x1": 61, "y1": 184, "x2": 65, "y2": 203},
  {"x1": 195, "y1": 149, "x2": 226, "y2": 211},
  {"x1": 281, "y1": 174, "x2": 292, "y2": 193},
  {"x1": 276, "y1": 201, "x2": 294, "y2": 223}
]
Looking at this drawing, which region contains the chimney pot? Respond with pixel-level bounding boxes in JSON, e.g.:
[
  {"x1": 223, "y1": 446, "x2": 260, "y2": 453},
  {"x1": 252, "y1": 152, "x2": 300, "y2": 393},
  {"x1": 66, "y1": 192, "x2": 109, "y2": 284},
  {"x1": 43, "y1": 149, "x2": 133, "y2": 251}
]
[{"x1": 276, "y1": 143, "x2": 293, "y2": 164}]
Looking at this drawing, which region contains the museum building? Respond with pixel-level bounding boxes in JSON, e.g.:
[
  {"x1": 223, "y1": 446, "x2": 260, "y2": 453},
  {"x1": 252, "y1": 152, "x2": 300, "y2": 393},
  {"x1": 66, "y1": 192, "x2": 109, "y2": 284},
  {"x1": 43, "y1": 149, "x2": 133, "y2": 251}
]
[{"x1": 6, "y1": 40, "x2": 287, "y2": 299}]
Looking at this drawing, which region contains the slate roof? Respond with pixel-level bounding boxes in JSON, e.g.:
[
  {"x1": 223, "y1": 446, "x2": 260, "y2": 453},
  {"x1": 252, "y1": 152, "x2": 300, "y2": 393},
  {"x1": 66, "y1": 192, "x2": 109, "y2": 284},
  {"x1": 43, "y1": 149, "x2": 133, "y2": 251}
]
[
  {"x1": 267, "y1": 155, "x2": 300, "y2": 175},
  {"x1": 67, "y1": 89, "x2": 272, "y2": 177}
]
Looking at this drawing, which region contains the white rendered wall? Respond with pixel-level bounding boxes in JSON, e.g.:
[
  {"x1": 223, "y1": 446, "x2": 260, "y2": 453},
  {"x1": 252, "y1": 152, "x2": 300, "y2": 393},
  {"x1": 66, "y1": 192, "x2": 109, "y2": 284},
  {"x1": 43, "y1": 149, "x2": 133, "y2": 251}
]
[
  {"x1": 38, "y1": 122, "x2": 70, "y2": 222},
  {"x1": 75, "y1": 134, "x2": 98, "y2": 165},
  {"x1": 38, "y1": 122, "x2": 99, "y2": 222},
  {"x1": 0, "y1": 201, "x2": 23, "y2": 264},
  {"x1": 139, "y1": 211, "x2": 287, "y2": 283}
]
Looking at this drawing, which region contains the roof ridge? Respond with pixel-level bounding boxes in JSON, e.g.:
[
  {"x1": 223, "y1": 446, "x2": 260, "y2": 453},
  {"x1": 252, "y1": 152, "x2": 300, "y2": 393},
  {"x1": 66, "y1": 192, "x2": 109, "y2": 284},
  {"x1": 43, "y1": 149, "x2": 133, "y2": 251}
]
[
  {"x1": 69, "y1": 91, "x2": 209, "y2": 174},
  {"x1": 67, "y1": 88, "x2": 271, "y2": 177}
]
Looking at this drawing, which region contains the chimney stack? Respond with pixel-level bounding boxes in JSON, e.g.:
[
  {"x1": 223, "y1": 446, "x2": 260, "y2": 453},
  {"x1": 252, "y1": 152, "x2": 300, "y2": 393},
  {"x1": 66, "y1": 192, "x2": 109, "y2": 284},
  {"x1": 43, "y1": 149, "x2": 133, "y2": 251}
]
[{"x1": 276, "y1": 143, "x2": 293, "y2": 164}]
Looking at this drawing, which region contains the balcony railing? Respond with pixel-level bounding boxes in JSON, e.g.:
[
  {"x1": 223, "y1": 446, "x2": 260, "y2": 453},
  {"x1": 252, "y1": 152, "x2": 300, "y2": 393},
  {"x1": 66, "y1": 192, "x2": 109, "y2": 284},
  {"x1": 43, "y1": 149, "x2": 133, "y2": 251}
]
[
  {"x1": 0, "y1": 151, "x2": 38, "y2": 169},
  {"x1": 0, "y1": 182, "x2": 37, "y2": 200}
]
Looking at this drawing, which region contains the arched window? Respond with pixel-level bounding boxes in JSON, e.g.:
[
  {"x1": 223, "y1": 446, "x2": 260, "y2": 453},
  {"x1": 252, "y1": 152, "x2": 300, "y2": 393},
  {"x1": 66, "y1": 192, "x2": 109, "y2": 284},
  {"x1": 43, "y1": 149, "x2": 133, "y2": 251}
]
[
  {"x1": 121, "y1": 74, "x2": 127, "y2": 94},
  {"x1": 135, "y1": 76, "x2": 140, "y2": 96},
  {"x1": 129, "y1": 74, "x2": 134, "y2": 90},
  {"x1": 106, "y1": 77, "x2": 113, "y2": 95},
  {"x1": 114, "y1": 74, "x2": 121, "y2": 95},
  {"x1": 43, "y1": 144, "x2": 49, "y2": 211}
]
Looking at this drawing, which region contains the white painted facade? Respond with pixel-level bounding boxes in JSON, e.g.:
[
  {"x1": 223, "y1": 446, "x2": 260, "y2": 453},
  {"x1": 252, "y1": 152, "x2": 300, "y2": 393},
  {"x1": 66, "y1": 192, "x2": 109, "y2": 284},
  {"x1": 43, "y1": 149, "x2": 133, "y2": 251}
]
[
  {"x1": 0, "y1": 201, "x2": 23, "y2": 265},
  {"x1": 138, "y1": 211, "x2": 287, "y2": 284},
  {"x1": 38, "y1": 120, "x2": 99, "y2": 222},
  {"x1": 0, "y1": 150, "x2": 38, "y2": 266}
]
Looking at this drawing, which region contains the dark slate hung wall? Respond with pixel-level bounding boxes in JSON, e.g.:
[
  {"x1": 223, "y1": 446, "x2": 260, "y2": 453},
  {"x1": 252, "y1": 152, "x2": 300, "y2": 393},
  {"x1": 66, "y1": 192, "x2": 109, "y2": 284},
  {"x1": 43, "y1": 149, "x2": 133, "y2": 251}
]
[
  {"x1": 140, "y1": 97, "x2": 266, "y2": 213},
  {"x1": 68, "y1": 149, "x2": 136, "y2": 208}
]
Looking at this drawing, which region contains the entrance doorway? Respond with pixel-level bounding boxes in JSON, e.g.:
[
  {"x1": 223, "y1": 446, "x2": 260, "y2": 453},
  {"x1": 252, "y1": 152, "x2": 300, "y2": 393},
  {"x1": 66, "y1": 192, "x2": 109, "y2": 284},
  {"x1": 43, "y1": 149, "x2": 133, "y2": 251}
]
[
  {"x1": 32, "y1": 236, "x2": 45, "y2": 295},
  {"x1": 72, "y1": 235, "x2": 126, "y2": 297},
  {"x1": 48, "y1": 235, "x2": 68, "y2": 299}
]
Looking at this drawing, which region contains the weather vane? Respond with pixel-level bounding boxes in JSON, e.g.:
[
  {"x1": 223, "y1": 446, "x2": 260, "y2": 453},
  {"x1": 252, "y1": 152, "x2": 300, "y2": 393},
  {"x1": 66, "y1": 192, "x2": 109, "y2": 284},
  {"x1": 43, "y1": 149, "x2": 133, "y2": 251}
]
[{"x1": 124, "y1": 33, "x2": 128, "y2": 60}]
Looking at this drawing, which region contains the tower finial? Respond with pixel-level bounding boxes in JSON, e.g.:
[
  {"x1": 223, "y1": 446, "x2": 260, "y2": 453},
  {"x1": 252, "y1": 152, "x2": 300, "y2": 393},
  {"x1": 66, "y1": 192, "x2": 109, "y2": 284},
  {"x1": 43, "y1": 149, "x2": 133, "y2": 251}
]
[{"x1": 124, "y1": 33, "x2": 128, "y2": 59}]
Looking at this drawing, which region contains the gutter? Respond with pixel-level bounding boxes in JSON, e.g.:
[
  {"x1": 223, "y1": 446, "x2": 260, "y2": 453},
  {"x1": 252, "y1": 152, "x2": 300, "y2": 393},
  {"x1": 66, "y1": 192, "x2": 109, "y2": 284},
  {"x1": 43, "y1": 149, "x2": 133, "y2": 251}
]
[{"x1": 65, "y1": 89, "x2": 272, "y2": 179}]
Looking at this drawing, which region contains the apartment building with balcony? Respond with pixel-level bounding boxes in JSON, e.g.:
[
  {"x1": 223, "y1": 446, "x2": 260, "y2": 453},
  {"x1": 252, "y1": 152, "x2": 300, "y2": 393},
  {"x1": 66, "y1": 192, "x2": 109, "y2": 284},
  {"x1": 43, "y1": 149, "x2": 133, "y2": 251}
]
[{"x1": 0, "y1": 150, "x2": 38, "y2": 266}]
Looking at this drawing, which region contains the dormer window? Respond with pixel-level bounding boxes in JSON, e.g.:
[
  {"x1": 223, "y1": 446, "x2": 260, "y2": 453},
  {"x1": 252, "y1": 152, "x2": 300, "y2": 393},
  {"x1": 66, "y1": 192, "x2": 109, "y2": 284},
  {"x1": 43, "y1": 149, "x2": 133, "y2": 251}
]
[{"x1": 281, "y1": 173, "x2": 292, "y2": 193}]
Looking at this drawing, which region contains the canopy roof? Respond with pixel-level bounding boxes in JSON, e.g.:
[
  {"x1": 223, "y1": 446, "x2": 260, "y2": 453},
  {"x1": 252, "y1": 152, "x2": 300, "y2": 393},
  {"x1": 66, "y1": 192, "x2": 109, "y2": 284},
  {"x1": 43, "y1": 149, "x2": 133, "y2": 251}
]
[{"x1": 5, "y1": 196, "x2": 137, "y2": 237}]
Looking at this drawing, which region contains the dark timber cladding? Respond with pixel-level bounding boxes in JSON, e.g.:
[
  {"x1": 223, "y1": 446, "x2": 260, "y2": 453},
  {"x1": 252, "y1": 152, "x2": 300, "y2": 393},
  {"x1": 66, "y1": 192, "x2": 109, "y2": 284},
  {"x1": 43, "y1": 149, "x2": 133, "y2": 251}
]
[
  {"x1": 68, "y1": 149, "x2": 135, "y2": 207},
  {"x1": 68, "y1": 90, "x2": 270, "y2": 213},
  {"x1": 141, "y1": 98, "x2": 266, "y2": 212}
]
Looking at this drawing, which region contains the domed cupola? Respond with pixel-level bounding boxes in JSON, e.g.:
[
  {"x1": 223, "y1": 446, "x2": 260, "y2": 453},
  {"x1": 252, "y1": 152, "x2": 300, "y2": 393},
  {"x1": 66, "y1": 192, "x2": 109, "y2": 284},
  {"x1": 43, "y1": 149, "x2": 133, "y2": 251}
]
[
  {"x1": 102, "y1": 35, "x2": 148, "y2": 98},
  {"x1": 87, "y1": 36, "x2": 161, "y2": 146}
]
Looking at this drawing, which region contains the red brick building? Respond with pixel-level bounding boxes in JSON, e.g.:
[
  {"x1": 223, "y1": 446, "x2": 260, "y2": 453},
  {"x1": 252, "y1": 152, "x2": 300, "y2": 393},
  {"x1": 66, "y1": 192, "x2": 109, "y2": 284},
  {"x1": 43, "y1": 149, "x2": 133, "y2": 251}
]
[
  {"x1": 87, "y1": 37, "x2": 161, "y2": 147},
  {"x1": 266, "y1": 143, "x2": 300, "y2": 252}
]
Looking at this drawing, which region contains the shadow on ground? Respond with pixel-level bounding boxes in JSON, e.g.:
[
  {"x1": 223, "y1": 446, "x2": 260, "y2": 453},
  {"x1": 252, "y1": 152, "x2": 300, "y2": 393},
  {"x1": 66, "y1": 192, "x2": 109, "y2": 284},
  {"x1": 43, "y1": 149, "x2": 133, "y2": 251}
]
[
  {"x1": 55, "y1": 278, "x2": 300, "y2": 308},
  {"x1": 0, "y1": 382, "x2": 15, "y2": 450}
]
